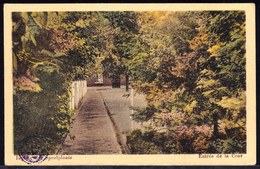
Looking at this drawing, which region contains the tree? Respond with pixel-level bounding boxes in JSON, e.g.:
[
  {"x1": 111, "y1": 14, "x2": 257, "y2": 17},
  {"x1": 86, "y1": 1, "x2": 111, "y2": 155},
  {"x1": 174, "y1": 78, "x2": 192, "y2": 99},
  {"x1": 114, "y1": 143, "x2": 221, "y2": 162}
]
[
  {"x1": 127, "y1": 11, "x2": 246, "y2": 154},
  {"x1": 13, "y1": 11, "x2": 247, "y2": 154},
  {"x1": 102, "y1": 12, "x2": 140, "y2": 90},
  {"x1": 12, "y1": 11, "x2": 100, "y2": 154},
  {"x1": 13, "y1": 11, "x2": 77, "y2": 154}
]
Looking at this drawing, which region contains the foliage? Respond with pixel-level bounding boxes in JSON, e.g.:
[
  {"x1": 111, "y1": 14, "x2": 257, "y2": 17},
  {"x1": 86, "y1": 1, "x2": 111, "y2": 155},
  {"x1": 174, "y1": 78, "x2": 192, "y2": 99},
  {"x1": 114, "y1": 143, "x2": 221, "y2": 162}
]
[
  {"x1": 12, "y1": 12, "x2": 100, "y2": 154},
  {"x1": 14, "y1": 70, "x2": 71, "y2": 154},
  {"x1": 127, "y1": 125, "x2": 212, "y2": 154},
  {"x1": 128, "y1": 11, "x2": 246, "y2": 154},
  {"x1": 13, "y1": 11, "x2": 247, "y2": 154},
  {"x1": 13, "y1": 12, "x2": 64, "y2": 92},
  {"x1": 101, "y1": 12, "x2": 141, "y2": 87}
]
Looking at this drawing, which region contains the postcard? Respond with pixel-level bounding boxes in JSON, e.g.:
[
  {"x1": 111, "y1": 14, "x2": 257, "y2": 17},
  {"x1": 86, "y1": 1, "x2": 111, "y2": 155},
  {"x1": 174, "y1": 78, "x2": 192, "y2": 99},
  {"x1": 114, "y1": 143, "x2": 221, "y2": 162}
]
[{"x1": 4, "y1": 3, "x2": 256, "y2": 165}]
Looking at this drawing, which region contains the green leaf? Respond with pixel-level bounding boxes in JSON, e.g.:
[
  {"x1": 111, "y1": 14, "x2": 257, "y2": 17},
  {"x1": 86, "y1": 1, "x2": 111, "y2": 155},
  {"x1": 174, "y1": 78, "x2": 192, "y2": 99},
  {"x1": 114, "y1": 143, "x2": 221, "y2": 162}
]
[
  {"x1": 40, "y1": 49, "x2": 54, "y2": 57},
  {"x1": 54, "y1": 52, "x2": 66, "y2": 57},
  {"x1": 13, "y1": 19, "x2": 21, "y2": 32},
  {"x1": 30, "y1": 61, "x2": 61, "y2": 70},
  {"x1": 13, "y1": 53, "x2": 18, "y2": 71},
  {"x1": 30, "y1": 34, "x2": 37, "y2": 46},
  {"x1": 21, "y1": 35, "x2": 28, "y2": 49},
  {"x1": 31, "y1": 12, "x2": 48, "y2": 29}
]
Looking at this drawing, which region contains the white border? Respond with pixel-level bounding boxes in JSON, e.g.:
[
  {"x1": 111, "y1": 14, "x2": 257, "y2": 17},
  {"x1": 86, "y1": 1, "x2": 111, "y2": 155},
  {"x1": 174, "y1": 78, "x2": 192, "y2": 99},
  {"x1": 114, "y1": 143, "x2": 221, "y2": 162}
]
[{"x1": 4, "y1": 3, "x2": 256, "y2": 165}]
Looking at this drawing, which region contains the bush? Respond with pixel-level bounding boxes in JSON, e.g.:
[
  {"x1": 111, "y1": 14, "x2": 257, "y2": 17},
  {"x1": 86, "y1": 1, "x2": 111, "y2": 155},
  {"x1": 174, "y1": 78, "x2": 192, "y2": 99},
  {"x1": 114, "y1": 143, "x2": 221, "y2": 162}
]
[
  {"x1": 14, "y1": 70, "x2": 72, "y2": 154},
  {"x1": 127, "y1": 124, "x2": 245, "y2": 154}
]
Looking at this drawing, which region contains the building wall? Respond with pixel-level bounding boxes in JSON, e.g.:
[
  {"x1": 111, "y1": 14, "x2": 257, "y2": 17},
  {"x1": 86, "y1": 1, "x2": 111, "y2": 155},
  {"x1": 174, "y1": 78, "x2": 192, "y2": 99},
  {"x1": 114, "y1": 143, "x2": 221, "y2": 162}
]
[{"x1": 87, "y1": 75, "x2": 126, "y2": 86}]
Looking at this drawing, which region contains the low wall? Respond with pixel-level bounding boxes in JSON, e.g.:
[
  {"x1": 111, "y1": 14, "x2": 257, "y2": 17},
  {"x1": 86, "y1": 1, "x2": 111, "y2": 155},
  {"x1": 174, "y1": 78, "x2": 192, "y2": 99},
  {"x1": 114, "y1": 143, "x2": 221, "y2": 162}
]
[{"x1": 69, "y1": 80, "x2": 87, "y2": 110}]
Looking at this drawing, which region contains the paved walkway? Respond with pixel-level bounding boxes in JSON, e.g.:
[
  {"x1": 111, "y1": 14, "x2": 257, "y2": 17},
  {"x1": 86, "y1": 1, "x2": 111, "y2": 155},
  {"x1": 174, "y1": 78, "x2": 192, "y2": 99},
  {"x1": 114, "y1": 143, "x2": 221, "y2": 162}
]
[
  {"x1": 99, "y1": 86, "x2": 146, "y2": 133},
  {"x1": 61, "y1": 89, "x2": 122, "y2": 154}
]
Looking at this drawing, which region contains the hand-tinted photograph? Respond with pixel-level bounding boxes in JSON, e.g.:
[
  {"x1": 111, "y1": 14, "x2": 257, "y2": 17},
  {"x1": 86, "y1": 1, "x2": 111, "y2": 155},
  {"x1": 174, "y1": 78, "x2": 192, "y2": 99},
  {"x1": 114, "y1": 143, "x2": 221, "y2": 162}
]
[{"x1": 5, "y1": 4, "x2": 256, "y2": 165}]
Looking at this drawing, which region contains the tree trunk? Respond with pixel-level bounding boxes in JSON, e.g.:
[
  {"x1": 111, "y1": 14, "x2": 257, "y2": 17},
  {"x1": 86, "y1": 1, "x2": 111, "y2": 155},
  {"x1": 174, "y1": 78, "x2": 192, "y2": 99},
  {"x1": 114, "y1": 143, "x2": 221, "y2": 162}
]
[
  {"x1": 213, "y1": 113, "x2": 219, "y2": 139},
  {"x1": 112, "y1": 74, "x2": 120, "y2": 88},
  {"x1": 125, "y1": 74, "x2": 129, "y2": 92}
]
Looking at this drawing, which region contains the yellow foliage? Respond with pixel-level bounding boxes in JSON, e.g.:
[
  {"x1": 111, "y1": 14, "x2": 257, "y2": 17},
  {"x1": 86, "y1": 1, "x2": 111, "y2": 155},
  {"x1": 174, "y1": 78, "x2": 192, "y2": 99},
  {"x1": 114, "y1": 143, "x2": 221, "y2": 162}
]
[
  {"x1": 217, "y1": 93, "x2": 246, "y2": 110},
  {"x1": 202, "y1": 90, "x2": 215, "y2": 97},
  {"x1": 137, "y1": 11, "x2": 173, "y2": 27},
  {"x1": 189, "y1": 31, "x2": 209, "y2": 50},
  {"x1": 197, "y1": 78, "x2": 220, "y2": 89},
  {"x1": 46, "y1": 12, "x2": 68, "y2": 29},
  {"x1": 75, "y1": 19, "x2": 86, "y2": 28},
  {"x1": 133, "y1": 81, "x2": 181, "y2": 108},
  {"x1": 184, "y1": 100, "x2": 197, "y2": 113},
  {"x1": 75, "y1": 38, "x2": 86, "y2": 46},
  {"x1": 21, "y1": 12, "x2": 29, "y2": 21},
  {"x1": 219, "y1": 118, "x2": 246, "y2": 132},
  {"x1": 207, "y1": 43, "x2": 222, "y2": 57}
]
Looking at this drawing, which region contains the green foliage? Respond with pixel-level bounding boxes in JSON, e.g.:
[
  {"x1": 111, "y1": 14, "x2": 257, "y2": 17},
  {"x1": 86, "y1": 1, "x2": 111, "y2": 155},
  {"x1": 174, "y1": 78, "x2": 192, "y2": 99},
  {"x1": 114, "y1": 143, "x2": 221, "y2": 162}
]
[
  {"x1": 126, "y1": 129, "x2": 176, "y2": 154},
  {"x1": 13, "y1": 11, "x2": 111, "y2": 154},
  {"x1": 130, "y1": 106, "x2": 157, "y2": 122},
  {"x1": 127, "y1": 125, "x2": 245, "y2": 154},
  {"x1": 13, "y1": 11, "x2": 247, "y2": 154},
  {"x1": 127, "y1": 125, "x2": 213, "y2": 154},
  {"x1": 12, "y1": 12, "x2": 74, "y2": 92},
  {"x1": 17, "y1": 136, "x2": 57, "y2": 155},
  {"x1": 128, "y1": 11, "x2": 246, "y2": 154},
  {"x1": 102, "y1": 12, "x2": 141, "y2": 80},
  {"x1": 14, "y1": 70, "x2": 72, "y2": 154},
  {"x1": 209, "y1": 138, "x2": 246, "y2": 154},
  {"x1": 64, "y1": 45, "x2": 98, "y2": 80}
]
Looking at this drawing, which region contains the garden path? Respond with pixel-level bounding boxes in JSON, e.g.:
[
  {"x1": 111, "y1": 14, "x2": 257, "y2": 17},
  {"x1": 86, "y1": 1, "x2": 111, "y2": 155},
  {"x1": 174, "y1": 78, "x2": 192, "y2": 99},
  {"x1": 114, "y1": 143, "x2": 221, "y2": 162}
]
[{"x1": 61, "y1": 89, "x2": 122, "y2": 154}]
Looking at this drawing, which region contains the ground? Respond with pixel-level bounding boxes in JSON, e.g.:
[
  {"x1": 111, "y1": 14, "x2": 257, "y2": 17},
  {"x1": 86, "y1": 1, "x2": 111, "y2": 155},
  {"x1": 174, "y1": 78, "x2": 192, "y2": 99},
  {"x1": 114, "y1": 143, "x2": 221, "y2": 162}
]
[{"x1": 61, "y1": 86, "x2": 146, "y2": 154}]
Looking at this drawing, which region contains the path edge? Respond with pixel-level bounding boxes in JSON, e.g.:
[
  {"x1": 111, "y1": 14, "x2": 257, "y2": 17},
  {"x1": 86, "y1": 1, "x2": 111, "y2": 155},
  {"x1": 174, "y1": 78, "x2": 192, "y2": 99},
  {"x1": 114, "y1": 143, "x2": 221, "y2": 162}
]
[{"x1": 102, "y1": 98, "x2": 131, "y2": 154}]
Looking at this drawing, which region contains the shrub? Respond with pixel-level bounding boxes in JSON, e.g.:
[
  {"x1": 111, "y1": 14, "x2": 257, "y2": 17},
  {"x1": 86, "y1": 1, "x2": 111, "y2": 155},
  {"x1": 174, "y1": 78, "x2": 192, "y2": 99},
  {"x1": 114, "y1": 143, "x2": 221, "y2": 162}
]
[{"x1": 14, "y1": 70, "x2": 72, "y2": 154}]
